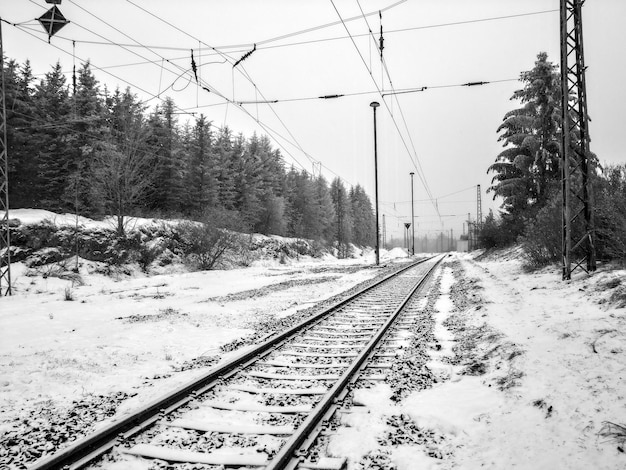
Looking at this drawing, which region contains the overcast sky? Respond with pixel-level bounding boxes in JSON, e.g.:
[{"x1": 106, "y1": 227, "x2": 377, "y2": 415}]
[{"x1": 2, "y1": 0, "x2": 624, "y2": 241}]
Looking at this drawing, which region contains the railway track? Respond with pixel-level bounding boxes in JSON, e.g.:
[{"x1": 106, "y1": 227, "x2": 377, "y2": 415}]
[{"x1": 29, "y1": 255, "x2": 444, "y2": 470}]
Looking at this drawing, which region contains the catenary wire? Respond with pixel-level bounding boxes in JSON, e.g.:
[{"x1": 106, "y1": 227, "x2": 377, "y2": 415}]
[
  {"x1": 16, "y1": 3, "x2": 316, "y2": 175},
  {"x1": 329, "y1": 0, "x2": 440, "y2": 218},
  {"x1": 124, "y1": 0, "x2": 355, "y2": 188},
  {"x1": 355, "y1": 0, "x2": 438, "y2": 218}
]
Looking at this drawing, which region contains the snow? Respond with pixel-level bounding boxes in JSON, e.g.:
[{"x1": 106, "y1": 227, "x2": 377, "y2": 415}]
[
  {"x1": 2, "y1": 212, "x2": 626, "y2": 469},
  {"x1": 8, "y1": 208, "x2": 166, "y2": 231},
  {"x1": 326, "y1": 254, "x2": 626, "y2": 469}
]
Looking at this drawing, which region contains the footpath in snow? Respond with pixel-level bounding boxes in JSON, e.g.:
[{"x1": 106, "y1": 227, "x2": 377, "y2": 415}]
[{"x1": 397, "y1": 253, "x2": 626, "y2": 469}]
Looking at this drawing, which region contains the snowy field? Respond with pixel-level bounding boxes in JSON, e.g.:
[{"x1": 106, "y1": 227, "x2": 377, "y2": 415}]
[{"x1": 1, "y1": 213, "x2": 626, "y2": 469}]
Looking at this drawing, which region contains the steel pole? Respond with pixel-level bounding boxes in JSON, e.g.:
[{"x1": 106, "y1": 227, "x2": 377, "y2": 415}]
[
  {"x1": 410, "y1": 172, "x2": 415, "y2": 255},
  {"x1": 370, "y1": 102, "x2": 380, "y2": 266}
]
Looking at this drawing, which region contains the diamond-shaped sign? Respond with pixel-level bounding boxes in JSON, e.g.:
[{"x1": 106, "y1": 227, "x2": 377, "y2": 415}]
[{"x1": 38, "y1": 6, "x2": 69, "y2": 42}]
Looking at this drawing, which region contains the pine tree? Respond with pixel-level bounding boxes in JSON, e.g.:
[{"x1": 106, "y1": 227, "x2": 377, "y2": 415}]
[
  {"x1": 64, "y1": 61, "x2": 105, "y2": 213},
  {"x1": 146, "y1": 97, "x2": 184, "y2": 214},
  {"x1": 184, "y1": 114, "x2": 217, "y2": 216},
  {"x1": 251, "y1": 134, "x2": 286, "y2": 234},
  {"x1": 330, "y1": 177, "x2": 353, "y2": 257},
  {"x1": 350, "y1": 184, "x2": 375, "y2": 246},
  {"x1": 213, "y1": 126, "x2": 237, "y2": 211},
  {"x1": 34, "y1": 62, "x2": 72, "y2": 210},
  {"x1": 6, "y1": 59, "x2": 39, "y2": 208},
  {"x1": 313, "y1": 175, "x2": 335, "y2": 242},
  {"x1": 488, "y1": 52, "x2": 562, "y2": 218},
  {"x1": 233, "y1": 133, "x2": 265, "y2": 230}
]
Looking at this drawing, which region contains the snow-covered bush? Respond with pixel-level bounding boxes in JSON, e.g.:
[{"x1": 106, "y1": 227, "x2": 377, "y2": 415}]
[
  {"x1": 178, "y1": 221, "x2": 240, "y2": 271},
  {"x1": 518, "y1": 196, "x2": 561, "y2": 269},
  {"x1": 594, "y1": 164, "x2": 626, "y2": 265}
]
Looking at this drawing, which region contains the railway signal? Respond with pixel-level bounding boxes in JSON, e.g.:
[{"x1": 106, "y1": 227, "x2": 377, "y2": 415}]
[{"x1": 37, "y1": 3, "x2": 70, "y2": 42}]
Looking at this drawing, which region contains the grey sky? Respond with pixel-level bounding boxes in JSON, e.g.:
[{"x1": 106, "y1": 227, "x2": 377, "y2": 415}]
[{"x1": 2, "y1": 0, "x2": 624, "y2": 240}]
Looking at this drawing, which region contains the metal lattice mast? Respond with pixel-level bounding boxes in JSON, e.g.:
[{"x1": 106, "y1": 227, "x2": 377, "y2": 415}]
[
  {"x1": 0, "y1": 20, "x2": 12, "y2": 296},
  {"x1": 560, "y1": 0, "x2": 596, "y2": 280}
]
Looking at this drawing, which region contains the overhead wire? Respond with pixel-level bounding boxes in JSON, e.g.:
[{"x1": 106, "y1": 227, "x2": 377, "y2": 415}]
[
  {"x1": 355, "y1": 0, "x2": 437, "y2": 216},
  {"x1": 60, "y1": 0, "x2": 232, "y2": 105},
  {"x1": 17, "y1": 2, "x2": 205, "y2": 117},
  {"x1": 30, "y1": 8, "x2": 557, "y2": 54},
  {"x1": 329, "y1": 0, "x2": 442, "y2": 218},
  {"x1": 211, "y1": 6, "x2": 554, "y2": 50},
  {"x1": 124, "y1": 0, "x2": 355, "y2": 187},
  {"x1": 23, "y1": 8, "x2": 559, "y2": 74},
  {"x1": 10, "y1": 22, "x2": 195, "y2": 116},
  {"x1": 17, "y1": 1, "x2": 314, "y2": 175},
  {"x1": 7, "y1": 3, "x2": 545, "y2": 195}
]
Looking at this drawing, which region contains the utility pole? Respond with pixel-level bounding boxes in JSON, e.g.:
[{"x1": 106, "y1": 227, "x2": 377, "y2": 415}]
[
  {"x1": 467, "y1": 213, "x2": 472, "y2": 251},
  {"x1": 382, "y1": 214, "x2": 386, "y2": 250},
  {"x1": 476, "y1": 184, "x2": 482, "y2": 249},
  {"x1": 409, "y1": 172, "x2": 415, "y2": 256},
  {"x1": 560, "y1": 0, "x2": 596, "y2": 279},
  {"x1": 369, "y1": 101, "x2": 381, "y2": 266},
  {"x1": 0, "y1": 20, "x2": 11, "y2": 296}
]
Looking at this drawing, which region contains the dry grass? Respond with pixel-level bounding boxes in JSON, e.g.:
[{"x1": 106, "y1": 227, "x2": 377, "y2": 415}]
[{"x1": 598, "y1": 421, "x2": 626, "y2": 452}]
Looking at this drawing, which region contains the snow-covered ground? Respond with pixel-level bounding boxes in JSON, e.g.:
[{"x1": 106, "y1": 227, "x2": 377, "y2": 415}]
[
  {"x1": 2, "y1": 213, "x2": 626, "y2": 469},
  {"x1": 324, "y1": 252, "x2": 626, "y2": 469}
]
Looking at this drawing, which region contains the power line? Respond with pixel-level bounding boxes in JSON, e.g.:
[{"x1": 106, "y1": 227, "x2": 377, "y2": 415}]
[
  {"x1": 25, "y1": 8, "x2": 558, "y2": 54},
  {"x1": 380, "y1": 184, "x2": 477, "y2": 204},
  {"x1": 212, "y1": 7, "x2": 557, "y2": 50},
  {"x1": 16, "y1": 7, "x2": 559, "y2": 78},
  {"x1": 329, "y1": 0, "x2": 441, "y2": 218},
  {"x1": 15, "y1": 2, "x2": 314, "y2": 176},
  {"x1": 27, "y1": 7, "x2": 557, "y2": 79},
  {"x1": 123, "y1": 0, "x2": 355, "y2": 188},
  {"x1": 355, "y1": 0, "x2": 438, "y2": 220}
]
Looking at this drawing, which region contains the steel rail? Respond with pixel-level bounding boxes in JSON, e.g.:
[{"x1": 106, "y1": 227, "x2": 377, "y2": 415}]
[
  {"x1": 267, "y1": 255, "x2": 443, "y2": 470},
  {"x1": 28, "y1": 257, "x2": 433, "y2": 470}
]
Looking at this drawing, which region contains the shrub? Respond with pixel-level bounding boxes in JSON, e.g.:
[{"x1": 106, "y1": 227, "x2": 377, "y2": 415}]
[
  {"x1": 137, "y1": 243, "x2": 164, "y2": 272},
  {"x1": 178, "y1": 210, "x2": 243, "y2": 270},
  {"x1": 594, "y1": 164, "x2": 626, "y2": 265},
  {"x1": 519, "y1": 195, "x2": 561, "y2": 269}
]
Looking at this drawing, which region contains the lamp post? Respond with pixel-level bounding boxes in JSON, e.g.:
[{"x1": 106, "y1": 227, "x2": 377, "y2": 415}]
[
  {"x1": 409, "y1": 171, "x2": 415, "y2": 256},
  {"x1": 370, "y1": 101, "x2": 380, "y2": 266}
]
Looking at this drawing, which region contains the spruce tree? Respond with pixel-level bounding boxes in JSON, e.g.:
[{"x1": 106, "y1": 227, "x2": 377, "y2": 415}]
[
  {"x1": 350, "y1": 184, "x2": 375, "y2": 246},
  {"x1": 146, "y1": 97, "x2": 184, "y2": 214},
  {"x1": 213, "y1": 126, "x2": 237, "y2": 211},
  {"x1": 34, "y1": 62, "x2": 71, "y2": 210},
  {"x1": 330, "y1": 177, "x2": 353, "y2": 257},
  {"x1": 6, "y1": 59, "x2": 39, "y2": 207},
  {"x1": 64, "y1": 61, "x2": 105, "y2": 213},
  {"x1": 488, "y1": 52, "x2": 562, "y2": 218},
  {"x1": 185, "y1": 114, "x2": 217, "y2": 216}
]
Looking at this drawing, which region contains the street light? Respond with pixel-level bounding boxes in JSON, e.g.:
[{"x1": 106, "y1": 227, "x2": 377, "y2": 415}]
[
  {"x1": 409, "y1": 172, "x2": 415, "y2": 256},
  {"x1": 370, "y1": 101, "x2": 380, "y2": 266}
]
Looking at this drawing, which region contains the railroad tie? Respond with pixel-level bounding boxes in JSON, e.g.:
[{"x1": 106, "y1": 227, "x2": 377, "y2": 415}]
[
  {"x1": 168, "y1": 418, "x2": 294, "y2": 435},
  {"x1": 231, "y1": 384, "x2": 327, "y2": 395},
  {"x1": 123, "y1": 444, "x2": 268, "y2": 466},
  {"x1": 203, "y1": 401, "x2": 312, "y2": 414},
  {"x1": 247, "y1": 370, "x2": 341, "y2": 381}
]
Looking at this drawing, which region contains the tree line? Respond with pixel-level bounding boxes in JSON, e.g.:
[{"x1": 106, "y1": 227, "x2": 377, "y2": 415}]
[
  {"x1": 485, "y1": 52, "x2": 626, "y2": 266},
  {"x1": 3, "y1": 57, "x2": 375, "y2": 253}
]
